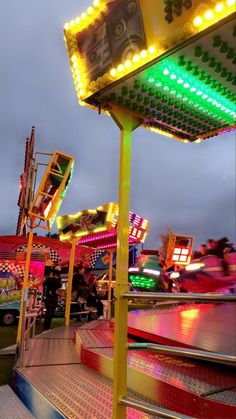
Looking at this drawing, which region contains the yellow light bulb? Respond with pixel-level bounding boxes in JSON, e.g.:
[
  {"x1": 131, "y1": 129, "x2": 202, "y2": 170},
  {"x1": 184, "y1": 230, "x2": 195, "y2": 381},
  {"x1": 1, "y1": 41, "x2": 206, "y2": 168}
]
[
  {"x1": 72, "y1": 62, "x2": 78, "y2": 69},
  {"x1": 81, "y1": 12, "x2": 87, "y2": 20},
  {"x1": 71, "y1": 55, "x2": 77, "y2": 62},
  {"x1": 87, "y1": 6, "x2": 94, "y2": 14},
  {"x1": 227, "y1": 0, "x2": 235, "y2": 5},
  {"x1": 140, "y1": 50, "x2": 147, "y2": 58},
  {"x1": 133, "y1": 54, "x2": 140, "y2": 62},
  {"x1": 110, "y1": 68, "x2": 117, "y2": 77},
  {"x1": 148, "y1": 45, "x2": 156, "y2": 54},
  {"x1": 70, "y1": 20, "x2": 75, "y2": 27},
  {"x1": 204, "y1": 9, "x2": 213, "y2": 19},
  {"x1": 124, "y1": 60, "x2": 131, "y2": 68},
  {"x1": 93, "y1": 0, "x2": 100, "y2": 7},
  {"x1": 117, "y1": 64, "x2": 124, "y2": 72},
  {"x1": 64, "y1": 23, "x2": 69, "y2": 30},
  {"x1": 193, "y1": 16, "x2": 203, "y2": 26},
  {"x1": 195, "y1": 138, "x2": 202, "y2": 143},
  {"x1": 215, "y1": 3, "x2": 224, "y2": 12},
  {"x1": 75, "y1": 17, "x2": 81, "y2": 24}
]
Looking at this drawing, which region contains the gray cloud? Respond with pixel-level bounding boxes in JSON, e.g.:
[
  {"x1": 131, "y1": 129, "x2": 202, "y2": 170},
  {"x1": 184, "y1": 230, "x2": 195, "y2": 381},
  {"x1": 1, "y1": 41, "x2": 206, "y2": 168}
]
[{"x1": 0, "y1": 1, "x2": 235, "y2": 251}]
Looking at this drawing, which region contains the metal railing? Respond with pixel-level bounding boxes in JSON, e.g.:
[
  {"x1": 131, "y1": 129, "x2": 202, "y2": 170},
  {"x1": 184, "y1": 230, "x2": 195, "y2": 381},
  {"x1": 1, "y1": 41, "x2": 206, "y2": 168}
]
[
  {"x1": 18, "y1": 292, "x2": 44, "y2": 368},
  {"x1": 128, "y1": 343, "x2": 236, "y2": 366},
  {"x1": 123, "y1": 291, "x2": 236, "y2": 302},
  {"x1": 120, "y1": 397, "x2": 193, "y2": 419},
  {"x1": 114, "y1": 291, "x2": 236, "y2": 418}
]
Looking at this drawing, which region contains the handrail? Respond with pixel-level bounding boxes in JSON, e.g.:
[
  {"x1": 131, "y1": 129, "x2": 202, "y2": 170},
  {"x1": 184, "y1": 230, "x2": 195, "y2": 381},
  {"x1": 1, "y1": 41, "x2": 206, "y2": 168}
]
[
  {"x1": 128, "y1": 343, "x2": 236, "y2": 366},
  {"x1": 123, "y1": 291, "x2": 236, "y2": 302},
  {"x1": 18, "y1": 294, "x2": 44, "y2": 367},
  {"x1": 120, "y1": 397, "x2": 193, "y2": 419},
  {"x1": 115, "y1": 291, "x2": 236, "y2": 417}
]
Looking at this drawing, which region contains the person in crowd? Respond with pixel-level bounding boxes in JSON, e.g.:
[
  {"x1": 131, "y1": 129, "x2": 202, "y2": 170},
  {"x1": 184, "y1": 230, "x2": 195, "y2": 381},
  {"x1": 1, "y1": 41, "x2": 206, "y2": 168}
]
[
  {"x1": 207, "y1": 239, "x2": 220, "y2": 256},
  {"x1": 43, "y1": 266, "x2": 62, "y2": 332},
  {"x1": 72, "y1": 265, "x2": 89, "y2": 303},
  {"x1": 192, "y1": 244, "x2": 208, "y2": 260},
  {"x1": 207, "y1": 237, "x2": 234, "y2": 258},
  {"x1": 86, "y1": 274, "x2": 104, "y2": 318}
]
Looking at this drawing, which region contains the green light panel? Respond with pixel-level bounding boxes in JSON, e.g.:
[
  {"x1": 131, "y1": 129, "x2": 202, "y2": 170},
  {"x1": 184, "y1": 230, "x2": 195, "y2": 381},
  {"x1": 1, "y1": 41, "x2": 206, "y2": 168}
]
[
  {"x1": 130, "y1": 274, "x2": 156, "y2": 290},
  {"x1": 87, "y1": 17, "x2": 236, "y2": 141}
]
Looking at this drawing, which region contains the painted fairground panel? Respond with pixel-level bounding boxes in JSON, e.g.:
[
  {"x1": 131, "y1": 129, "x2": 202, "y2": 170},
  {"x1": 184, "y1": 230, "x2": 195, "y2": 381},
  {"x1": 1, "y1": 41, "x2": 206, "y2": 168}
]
[
  {"x1": 28, "y1": 151, "x2": 75, "y2": 230},
  {"x1": 57, "y1": 202, "x2": 149, "y2": 248},
  {"x1": 64, "y1": 0, "x2": 236, "y2": 141},
  {"x1": 0, "y1": 260, "x2": 44, "y2": 325}
]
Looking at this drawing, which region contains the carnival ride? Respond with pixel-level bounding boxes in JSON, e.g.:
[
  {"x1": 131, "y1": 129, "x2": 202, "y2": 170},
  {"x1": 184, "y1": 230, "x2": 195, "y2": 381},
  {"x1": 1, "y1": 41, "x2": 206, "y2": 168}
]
[
  {"x1": 3, "y1": 2, "x2": 236, "y2": 419},
  {"x1": 172, "y1": 252, "x2": 236, "y2": 293},
  {"x1": 57, "y1": 202, "x2": 150, "y2": 323}
]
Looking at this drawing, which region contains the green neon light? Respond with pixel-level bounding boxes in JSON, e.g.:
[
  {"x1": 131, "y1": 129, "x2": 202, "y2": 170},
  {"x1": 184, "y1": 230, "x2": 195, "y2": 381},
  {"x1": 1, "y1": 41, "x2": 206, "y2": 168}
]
[
  {"x1": 130, "y1": 274, "x2": 156, "y2": 289},
  {"x1": 147, "y1": 59, "x2": 236, "y2": 125}
]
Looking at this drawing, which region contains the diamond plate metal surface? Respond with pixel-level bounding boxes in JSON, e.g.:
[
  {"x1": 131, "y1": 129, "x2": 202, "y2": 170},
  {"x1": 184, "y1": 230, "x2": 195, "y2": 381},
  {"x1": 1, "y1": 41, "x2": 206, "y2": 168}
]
[
  {"x1": 20, "y1": 364, "x2": 160, "y2": 418},
  {"x1": 77, "y1": 329, "x2": 114, "y2": 348},
  {"x1": 0, "y1": 385, "x2": 33, "y2": 419},
  {"x1": 206, "y1": 388, "x2": 236, "y2": 406},
  {"x1": 23, "y1": 338, "x2": 80, "y2": 366},
  {"x1": 35, "y1": 325, "x2": 77, "y2": 339},
  {"x1": 78, "y1": 319, "x2": 114, "y2": 330},
  {"x1": 127, "y1": 303, "x2": 236, "y2": 355},
  {"x1": 83, "y1": 346, "x2": 236, "y2": 397}
]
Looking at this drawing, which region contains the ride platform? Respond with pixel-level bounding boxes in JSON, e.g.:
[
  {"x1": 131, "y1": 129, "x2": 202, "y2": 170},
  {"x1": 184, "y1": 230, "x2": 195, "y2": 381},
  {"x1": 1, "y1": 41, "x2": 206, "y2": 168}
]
[
  {"x1": 10, "y1": 303, "x2": 236, "y2": 418},
  {"x1": 126, "y1": 302, "x2": 236, "y2": 355},
  {"x1": 75, "y1": 318, "x2": 236, "y2": 418},
  {"x1": 11, "y1": 325, "x2": 162, "y2": 419}
]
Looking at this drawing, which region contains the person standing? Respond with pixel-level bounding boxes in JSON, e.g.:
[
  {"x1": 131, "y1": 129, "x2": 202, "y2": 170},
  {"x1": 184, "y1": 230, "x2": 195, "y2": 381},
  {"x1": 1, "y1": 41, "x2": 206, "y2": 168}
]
[
  {"x1": 72, "y1": 265, "x2": 89, "y2": 302},
  {"x1": 87, "y1": 274, "x2": 104, "y2": 318},
  {"x1": 43, "y1": 266, "x2": 62, "y2": 332}
]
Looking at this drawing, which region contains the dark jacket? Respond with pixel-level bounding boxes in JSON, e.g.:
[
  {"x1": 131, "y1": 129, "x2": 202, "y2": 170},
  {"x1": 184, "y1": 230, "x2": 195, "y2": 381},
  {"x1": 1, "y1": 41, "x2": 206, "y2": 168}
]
[{"x1": 44, "y1": 275, "x2": 62, "y2": 298}]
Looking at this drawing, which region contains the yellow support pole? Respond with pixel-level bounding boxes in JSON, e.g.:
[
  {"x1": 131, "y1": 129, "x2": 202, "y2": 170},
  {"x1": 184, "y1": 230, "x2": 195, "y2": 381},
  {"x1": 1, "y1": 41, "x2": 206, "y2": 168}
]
[
  {"x1": 110, "y1": 106, "x2": 141, "y2": 419},
  {"x1": 107, "y1": 250, "x2": 113, "y2": 320},
  {"x1": 65, "y1": 239, "x2": 76, "y2": 326},
  {"x1": 16, "y1": 226, "x2": 34, "y2": 345}
]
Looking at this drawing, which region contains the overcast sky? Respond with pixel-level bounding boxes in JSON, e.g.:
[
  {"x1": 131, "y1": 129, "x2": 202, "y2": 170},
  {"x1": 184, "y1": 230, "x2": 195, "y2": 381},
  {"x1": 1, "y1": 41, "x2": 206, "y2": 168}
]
[{"x1": 0, "y1": 1, "x2": 235, "y2": 251}]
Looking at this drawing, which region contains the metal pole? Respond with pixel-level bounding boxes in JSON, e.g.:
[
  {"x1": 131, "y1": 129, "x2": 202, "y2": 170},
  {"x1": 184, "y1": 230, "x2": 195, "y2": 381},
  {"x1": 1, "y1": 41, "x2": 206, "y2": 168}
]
[
  {"x1": 18, "y1": 301, "x2": 27, "y2": 368},
  {"x1": 107, "y1": 250, "x2": 113, "y2": 320},
  {"x1": 65, "y1": 239, "x2": 76, "y2": 326},
  {"x1": 110, "y1": 106, "x2": 141, "y2": 419},
  {"x1": 16, "y1": 226, "x2": 34, "y2": 345},
  {"x1": 120, "y1": 397, "x2": 193, "y2": 419}
]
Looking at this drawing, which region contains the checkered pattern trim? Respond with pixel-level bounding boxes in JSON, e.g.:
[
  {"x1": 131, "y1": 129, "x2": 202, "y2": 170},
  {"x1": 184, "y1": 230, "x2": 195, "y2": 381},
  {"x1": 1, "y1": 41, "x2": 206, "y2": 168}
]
[
  {"x1": 16, "y1": 244, "x2": 61, "y2": 263},
  {"x1": 0, "y1": 262, "x2": 33, "y2": 279},
  {"x1": 89, "y1": 249, "x2": 106, "y2": 268}
]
